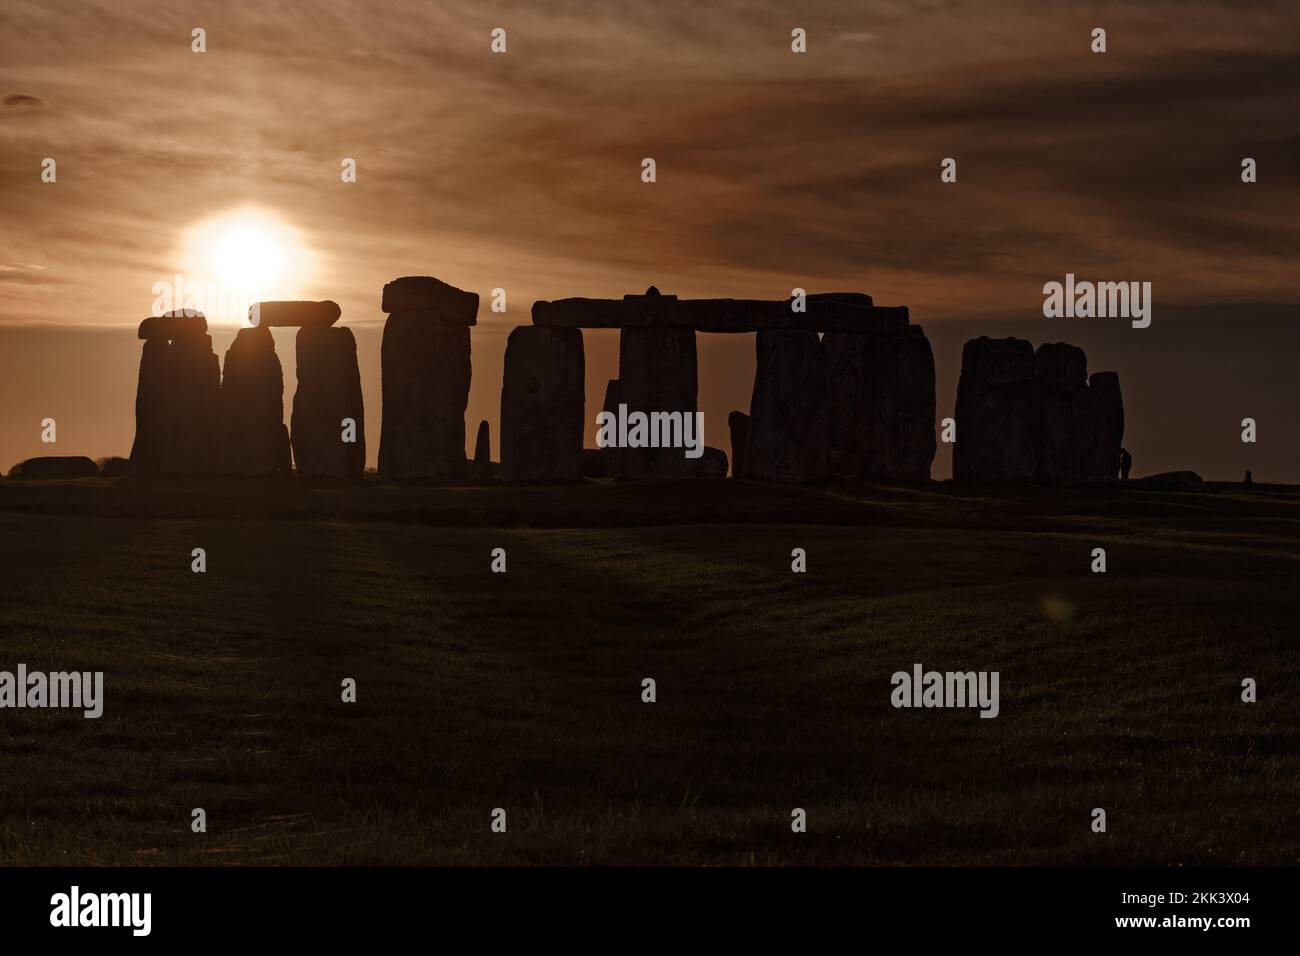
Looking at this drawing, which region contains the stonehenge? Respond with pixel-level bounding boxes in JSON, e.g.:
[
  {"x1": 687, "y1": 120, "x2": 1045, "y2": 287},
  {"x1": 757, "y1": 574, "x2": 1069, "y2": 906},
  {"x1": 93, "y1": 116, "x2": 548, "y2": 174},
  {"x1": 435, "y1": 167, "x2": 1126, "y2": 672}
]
[
  {"x1": 131, "y1": 311, "x2": 220, "y2": 476},
  {"x1": 292, "y1": 325, "x2": 365, "y2": 479},
  {"x1": 117, "y1": 277, "x2": 1131, "y2": 491},
  {"x1": 500, "y1": 325, "x2": 584, "y2": 481},
  {"x1": 218, "y1": 325, "x2": 291, "y2": 476},
  {"x1": 956, "y1": 336, "x2": 1124, "y2": 482},
  {"x1": 379, "y1": 277, "x2": 476, "y2": 479},
  {"x1": 745, "y1": 330, "x2": 831, "y2": 482}
]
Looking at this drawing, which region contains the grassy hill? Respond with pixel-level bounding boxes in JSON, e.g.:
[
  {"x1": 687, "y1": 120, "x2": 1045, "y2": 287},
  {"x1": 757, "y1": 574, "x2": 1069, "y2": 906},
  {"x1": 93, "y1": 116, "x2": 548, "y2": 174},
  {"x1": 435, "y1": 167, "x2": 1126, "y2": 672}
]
[{"x1": 0, "y1": 477, "x2": 1295, "y2": 864}]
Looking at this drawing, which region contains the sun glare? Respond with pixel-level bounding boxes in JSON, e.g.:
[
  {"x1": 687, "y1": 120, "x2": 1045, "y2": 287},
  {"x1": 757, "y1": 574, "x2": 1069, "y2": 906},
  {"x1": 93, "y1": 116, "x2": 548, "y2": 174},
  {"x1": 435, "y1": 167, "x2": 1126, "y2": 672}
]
[{"x1": 180, "y1": 209, "x2": 314, "y2": 324}]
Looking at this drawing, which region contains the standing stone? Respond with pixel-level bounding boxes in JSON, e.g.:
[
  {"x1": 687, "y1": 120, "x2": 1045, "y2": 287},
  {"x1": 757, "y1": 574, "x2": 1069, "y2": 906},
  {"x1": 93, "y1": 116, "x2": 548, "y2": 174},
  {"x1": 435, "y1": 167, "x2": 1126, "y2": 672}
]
[
  {"x1": 500, "y1": 326, "x2": 584, "y2": 481},
  {"x1": 159, "y1": 331, "x2": 220, "y2": 475},
  {"x1": 600, "y1": 378, "x2": 624, "y2": 478},
  {"x1": 1031, "y1": 342, "x2": 1088, "y2": 483},
  {"x1": 471, "y1": 419, "x2": 492, "y2": 482},
  {"x1": 727, "y1": 411, "x2": 749, "y2": 478},
  {"x1": 617, "y1": 327, "x2": 697, "y2": 479},
  {"x1": 1078, "y1": 371, "x2": 1124, "y2": 480},
  {"x1": 131, "y1": 337, "x2": 172, "y2": 475},
  {"x1": 953, "y1": 337, "x2": 1035, "y2": 482},
  {"x1": 379, "y1": 320, "x2": 471, "y2": 479},
  {"x1": 218, "y1": 325, "x2": 290, "y2": 476},
  {"x1": 292, "y1": 326, "x2": 366, "y2": 478},
  {"x1": 824, "y1": 333, "x2": 869, "y2": 476},
  {"x1": 857, "y1": 326, "x2": 937, "y2": 481},
  {"x1": 746, "y1": 330, "x2": 830, "y2": 482}
]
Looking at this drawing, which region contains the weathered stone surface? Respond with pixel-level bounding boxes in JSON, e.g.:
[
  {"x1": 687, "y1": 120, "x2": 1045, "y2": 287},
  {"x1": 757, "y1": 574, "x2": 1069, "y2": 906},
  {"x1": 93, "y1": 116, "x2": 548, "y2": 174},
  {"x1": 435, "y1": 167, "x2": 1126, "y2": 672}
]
[
  {"x1": 857, "y1": 326, "x2": 937, "y2": 481},
  {"x1": 11, "y1": 456, "x2": 98, "y2": 478},
  {"x1": 533, "y1": 291, "x2": 906, "y2": 333},
  {"x1": 1077, "y1": 371, "x2": 1124, "y2": 481},
  {"x1": 953, "y1": 337, "x2": 1036, "y2": 482},
  {"x1": 218, "y1": 325, "x2": 290, "y2": 476},
  {"x1": 379, "y1": 316, "x2": 470, "y2": 479},
  {"x1": 470, "y1": 419, "x2": 492, "y2": 482},
  {"x1": 823, "y1": 333, "x2": 869, "y2": 476},
  {"x1": 1031, "y1": 342, "x2": 1088, "y2": 483},
  {"x1": 685, "y1": 446, "x2": 729, "y2": 478},
  {"x1": 131, "y1": 332, "x2": 219, "y2": 475},
  {"x1": 249, "y1": 300, "x2": 340, "y2": 329},
  {"x1": 617, "y1": 326, "x2": 697, "y2": 479},
  {"x1": 138, "y1": 312, "x2": 207, "y2": 340},
  {"x1": 381, "y1": 276, "x2": 479, "y2": 324},
  {"x1": 727, "y1": 410, "x2": 749, "y2": 478},
  {"x1": 292, "y1": 326, "x2": 365, "y2": 478},
  {"x1": 746, "y1": 330, "x2": 830, "y2": 482},
  {"x1": 500, "y1": 326, "x2": 584, "y2": 482}
]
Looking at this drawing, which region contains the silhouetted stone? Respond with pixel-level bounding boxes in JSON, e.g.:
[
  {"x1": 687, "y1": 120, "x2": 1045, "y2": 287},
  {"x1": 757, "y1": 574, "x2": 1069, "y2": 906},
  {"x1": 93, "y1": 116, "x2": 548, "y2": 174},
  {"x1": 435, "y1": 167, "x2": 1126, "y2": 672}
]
[
  {"x1": 145, "y1": 332, "x2": 219, "y2": 475},
  {"x1": 746, "y1": 330, "x2": 830, "y2": 482},
  {"x1": 617, "y1": 326, "x2": 697, "y2": 479},
  {"x1": 250, "y1": 300, "x2": 340, "y2": 329},
  {"x1": 11, "y1": 456, "x2": 98, "y2": 478},
  {"x1": 381, "y1": 276, "x2": 478, "y2": 324},
  {"x1": 685, "y1": 446, "x2": 729, "y2": 478},
  {"x1": 130, "y1": 338, "x2": 172, "y2": 475},
  {"x1": 1128, "y1": 470, "x2": 1203, "y2": 492},
  {"x1": 500, "y1": 326, "x2": 584, "y2": 481},
  {"x1": 823, "y1": 333, "x2": 867, "y2": 476},
  {"x1": 97, "y1": 456, "x2": 131, "y2": 477},
  {"x1": 293, "y1": 326, "x2": 365, "y2": 478},
  {"x1": 728, "y1": 410, "x2": 749, "y2": 478},
  {"x1": 599, "y1": 379, "x2": 624, "y2": 477},
  {"x1": 470, "y1": 419, "x2": 492, "y2": 482},
  {"x1": 533, "y1": 291, "x2": 906, "y2": 333},
  {"x1": 218, "y1": 325, "x2": 290, "y2": 476},
  {"x1": 580, "y1": 448, "x2": 610, "y2": 478},
  {"x1": 379, "y1": 317, "x2": 470, "y2": 479},
  {"x1": 1031, "y1": 342, "x2": 1088, "y2": 483},
  {"x1": 857, "y1": 326, "x2": 937, "y2": 481},
  {"x1": 1078, "y1": 371, "x2": 1124, "y2": 481},
  {"x1": 954, "y1": 337, "x2": 1036, "y2": 481},
  {"x1": 138, "y1": 312, "x2": 207, "y2": 340}
]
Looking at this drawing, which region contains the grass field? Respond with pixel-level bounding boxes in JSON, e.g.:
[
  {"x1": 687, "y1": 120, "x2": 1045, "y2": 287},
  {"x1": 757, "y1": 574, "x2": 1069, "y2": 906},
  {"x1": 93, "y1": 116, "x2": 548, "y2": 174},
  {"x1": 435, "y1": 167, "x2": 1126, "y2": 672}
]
[{"x1": 0, "y1": 477, "x2": 1296, "y2": 865}]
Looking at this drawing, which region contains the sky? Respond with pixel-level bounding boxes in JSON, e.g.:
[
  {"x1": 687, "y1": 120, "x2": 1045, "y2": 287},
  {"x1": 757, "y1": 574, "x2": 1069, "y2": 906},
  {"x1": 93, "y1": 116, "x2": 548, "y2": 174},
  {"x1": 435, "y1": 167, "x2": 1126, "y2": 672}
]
[{"x1": 1, "y1": 0, "x2": 1297, "y2": 480}]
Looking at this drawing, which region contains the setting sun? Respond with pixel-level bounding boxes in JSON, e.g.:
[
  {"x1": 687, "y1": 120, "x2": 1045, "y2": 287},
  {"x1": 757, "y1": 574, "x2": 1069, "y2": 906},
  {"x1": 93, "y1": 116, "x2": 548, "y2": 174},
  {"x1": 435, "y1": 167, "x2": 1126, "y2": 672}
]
[{"x1": 180, "y1": 208, "x2": 315, "y2": 323}]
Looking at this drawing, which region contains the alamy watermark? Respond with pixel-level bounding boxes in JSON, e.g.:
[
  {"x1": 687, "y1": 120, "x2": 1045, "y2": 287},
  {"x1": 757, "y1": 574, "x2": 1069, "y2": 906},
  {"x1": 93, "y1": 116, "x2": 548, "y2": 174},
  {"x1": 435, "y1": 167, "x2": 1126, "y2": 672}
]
[
  {"x1": 1042, "y1": 273, "x2": 1151, "y2": 328},
  {"x1": 0, "y1": 664, "x2": 103, "y2": 718},
  {"x1": 596, "y1": 405, "x2": 705, "y2": 459},
  {"x1": 891, "y1": 663, "x2": 999, "y2": 718}
]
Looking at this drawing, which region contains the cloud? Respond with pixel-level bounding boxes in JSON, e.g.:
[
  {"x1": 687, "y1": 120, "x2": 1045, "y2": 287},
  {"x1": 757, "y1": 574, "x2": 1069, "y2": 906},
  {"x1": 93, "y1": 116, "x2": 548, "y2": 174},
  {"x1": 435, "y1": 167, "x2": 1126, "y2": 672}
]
[{"x1": 2, "y1": 93, "x2": 43, "y2": 107}]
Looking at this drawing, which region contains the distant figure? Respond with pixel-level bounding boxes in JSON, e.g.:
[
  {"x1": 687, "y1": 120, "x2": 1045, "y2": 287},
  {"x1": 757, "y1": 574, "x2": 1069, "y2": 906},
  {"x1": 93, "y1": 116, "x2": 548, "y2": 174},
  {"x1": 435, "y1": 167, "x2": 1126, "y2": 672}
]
[
  {"x1": 1244, "y1": 469, "x2": 1253, "y2": 488},
  {"x1": 1119, "y1": 447, "x2": 1132, "y2": 480}
]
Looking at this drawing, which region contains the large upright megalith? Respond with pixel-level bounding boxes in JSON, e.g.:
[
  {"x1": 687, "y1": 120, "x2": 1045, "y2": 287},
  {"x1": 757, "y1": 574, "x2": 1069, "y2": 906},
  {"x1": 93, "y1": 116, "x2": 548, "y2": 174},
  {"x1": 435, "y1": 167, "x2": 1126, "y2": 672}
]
[
  {"x1": 218, "y1": 325, "x2": 290, "y2": 476},
  {"x1": 617, "y1": 325, "x2": 697, "y2": 479},
  {"x1": 293, "y1": 325, "x2": 366, "y2": 478},
  {"x1": 857, "y1": 326, "x2": 937, "y2": 481},
  {"x1": 727, "y1": 410, "x2": 749, "y2": 478},
  {"x1": 1030, "y1": 342, "x2": 1088, "y2": 483},
  {"x1": 1078, "y1": 371, "x2": 1124, "y2": 480},
  {"x1": 745, "y1": 330, "x2": 830, "y2": 482},
  {"x1": 378, "y1": 276, "x2": 476, "y2": 479},
  {"x1": 132, "y1": 311, "x2": 219, "y2": 476},
  {"x1": 500, "y1": 326, "x2": 585, "y2": 482},
  {"x1": 823, "y1": 333, "x2": 869, "y2": 476},
  {"x1": 954, "y1": 337, "x2": 1036, "y2": 482}
]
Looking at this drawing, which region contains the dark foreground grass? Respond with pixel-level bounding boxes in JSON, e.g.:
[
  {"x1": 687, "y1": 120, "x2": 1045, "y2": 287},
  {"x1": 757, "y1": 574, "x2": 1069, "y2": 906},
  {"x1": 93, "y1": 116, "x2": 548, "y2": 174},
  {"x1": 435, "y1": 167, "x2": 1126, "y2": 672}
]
[{"x1": 0, "y1": 478, "x2": 1296, "y2": 865}]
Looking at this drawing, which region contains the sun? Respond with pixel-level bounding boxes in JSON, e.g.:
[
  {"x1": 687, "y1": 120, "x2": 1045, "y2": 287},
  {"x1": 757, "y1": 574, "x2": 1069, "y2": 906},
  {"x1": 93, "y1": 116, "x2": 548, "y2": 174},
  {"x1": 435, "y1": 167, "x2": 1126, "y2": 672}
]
[{"x1": 181, "y1": 208, "x2": 315, "y2": 324}]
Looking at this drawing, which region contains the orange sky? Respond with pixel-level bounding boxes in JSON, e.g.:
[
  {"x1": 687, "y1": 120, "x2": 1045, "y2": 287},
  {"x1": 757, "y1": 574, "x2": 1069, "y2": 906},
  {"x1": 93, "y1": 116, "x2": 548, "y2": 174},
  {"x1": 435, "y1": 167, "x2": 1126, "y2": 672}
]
[{"x1": 1, "y1": 0, "x2": 1297, "y2": 479}]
